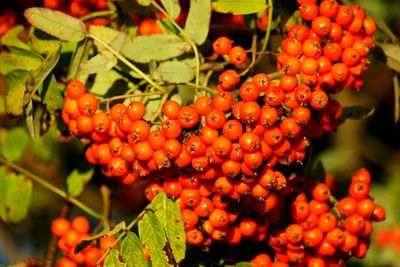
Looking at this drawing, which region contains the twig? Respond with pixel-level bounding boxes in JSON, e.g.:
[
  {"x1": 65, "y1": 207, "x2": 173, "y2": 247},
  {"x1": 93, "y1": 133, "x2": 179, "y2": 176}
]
[
  {"x1": 0, "y1": 157, "x2": 102, "y2": 219},
  {"x1": 100, "y1": 185, "x2": 112, "y2": 229},
  {"x1": 44, "y1": 203, "x2": 71, "y2": 267},
  {"x1": 9, "y1": 259, "x2": 44, "y2": 267}
]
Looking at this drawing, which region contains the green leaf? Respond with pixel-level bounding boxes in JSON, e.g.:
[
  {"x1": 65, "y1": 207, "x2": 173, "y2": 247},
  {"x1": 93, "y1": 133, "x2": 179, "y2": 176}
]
[
  {"x1": 339, "y1": 106, "x2": 375, "y2": 124},
  {"x1": 38, "y1": 75, "x2": 64, "y2": 113},
  {"x1": 1, "y1": 25, "x2": 31, "y2": 50},
  {"x1": 143, "y1": 95, "x2": 162, "y2": 121},
  {"x1": 104, "y1": 249, "x2": 127, "y2": 267},
  {"x1": 5, "y1": 70, "x2": 30, "y2": 116},
  {"x1": 136, "y1": 0, "x2": 152, "y2": 6},
  {"x1": 0, "y1": 166, "x2": 7, "y2": 221},
  {"x1": 67, "y1": 38, "x2": 92, "y2": 81},
  {"x1": 121, "y1": 34, "x2": 191, "y2": 63},
  {"x1": 121, "y1": 232, "x2": 148, "y2": 267},
  {"x1": 138, "y1": 211, "x2": 173, "y2": 267},
  {"x1": 184, "y1": 0, "x2": 211, "y2": 45},
  {"x1": 30, "y1": 126, "x2": 60, "y2": 163},
  {"x1": 66, "y1": 163, "x2": 94, "y2": 197},
  {"x1": 149, "y1": 193, "x2": 186, "y2": 264},
  {"x1": 89, "y1": 69, "x2": 130, "y2": 96},
  {"x1": 89, "y1": 25, "x2": 127, "y2": 52},
  {"x1": 1, "y1": 127, "x2": 31, "y2": 162},
  {"x1": 79, "y1": 51, "x2": 117, "y2": 75},
  {"x1": 0, "y1": 168, "x2": 33, "y2": 223},
  {"x1": 24, "y1": 8, "x2": 87, "y2": 41},
  {"x1": 24, "y1": 47, "x2": 61, "y2": 106},
  {"x1": 378, "y1": 43, "x2": 400, "y2": 73},
  {"x1": 177, "y1": 85, "x2": 195, "y2": 105},
  {"x1": 0, "y1": 48, "x2": 42, "y2": 75},
  {"x1": 28, "y1": 28, "x2": 62, "y2": 56},
  {"x1": 285, "y1": 10, "x2": 302, "y2": 31},
  {"x1": 212, "y1": 0, "x2": 267, "y2": 15},
  {"x1": 152, "y1": 61, "x2": 194, "y2": 83},
  {"x1": 161, "y1": 0, "x2": 181, "y2": 20}
]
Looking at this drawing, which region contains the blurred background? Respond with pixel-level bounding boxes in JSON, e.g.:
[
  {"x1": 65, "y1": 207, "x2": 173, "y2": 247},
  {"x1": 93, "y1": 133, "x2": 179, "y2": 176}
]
[{"x1": 0, "y1": 0, "x2": 400, "y2": 266}]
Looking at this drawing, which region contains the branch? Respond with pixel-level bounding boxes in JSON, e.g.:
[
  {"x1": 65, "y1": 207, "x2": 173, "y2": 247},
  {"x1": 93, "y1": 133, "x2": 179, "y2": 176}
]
[{"x1": 0, "y1": 157, "x2": 102, "y2": 219}]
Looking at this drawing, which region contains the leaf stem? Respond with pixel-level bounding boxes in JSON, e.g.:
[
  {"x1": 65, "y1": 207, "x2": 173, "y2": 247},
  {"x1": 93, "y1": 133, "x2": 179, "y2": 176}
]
[
  {"x1": 152, "y1": 1, "x2": 201, "y2": 87},
  {"x1": 86, "y1": 34, "x2": 166, "y2": 92},
  {"x1": 185, "y1": 82, "x2": 217, "y2": 95},
  {"x1": 96, "y1": 208, "x2": 150, "y2": 265},
  {"x1": 0, "y1": 157, "x2": 102, "y2": 219},
  {"x1": 80, "y1": 10, "x2": 116, "y2": 22},
  {"x1": 256, "y1": 0, "x2": 273, "y2": 64}
]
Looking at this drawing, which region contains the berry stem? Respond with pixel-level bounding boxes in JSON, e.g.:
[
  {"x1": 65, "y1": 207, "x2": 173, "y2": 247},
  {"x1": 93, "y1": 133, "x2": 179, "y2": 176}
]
[
  {"x1": 98, "y1": 91, "x2": 166, "y2": 104},
  {"x1": 152, "y1": 1, "x2": 201, "y2": 88},
  {"x1": 268, "y1": 71, "x2": 284, "y2": 80},
  {"x1": 256, "y1": 0, "x2": 273, "y2": 64},
  {"x1": 0, "y1": 157, "x2": 102, "y2": 219},
  {"x1": 149, "y1": 90, "x2": 172, "y2": 123},
  {"x1": 86, "y1": 34, "x2": 166, "y2": 92},
  {"x1": 240, "y1": 33, "x2": 258, "y2": 77}
]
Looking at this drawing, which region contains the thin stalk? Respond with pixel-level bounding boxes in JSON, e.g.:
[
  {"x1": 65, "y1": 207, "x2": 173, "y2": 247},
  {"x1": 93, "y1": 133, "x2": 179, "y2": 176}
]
[
  {"x1": 80, "y1": 10, "x2": 116, "y2": 21},
  {"x1": 86, "y1": 34, "x2": 166, "y2": 92},
  {"x1": 185, "y1": 82, "x2": 217, "y2": 95},
  {"x1": 96, "y1": 208, "x2": 150, "y2": 265},
  {"x1": 256, "y1": 0, "x2": 274, "y2": 64},
  {"x1": 0, "y1": 157, "x2": 102, "y2": 219},
  {"x1": 150, "y1": 91, "x2": 171, "y2": 123},
  {"x1": 240, "y1": 33, "x2": 258, "y2": 77},
  {"x1": 152, "y1": 1, "x2": 201, "y2": 87}
]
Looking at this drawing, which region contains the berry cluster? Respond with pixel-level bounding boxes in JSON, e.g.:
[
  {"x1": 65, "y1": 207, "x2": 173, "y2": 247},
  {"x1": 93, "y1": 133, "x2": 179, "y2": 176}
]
[
  {"x1": 248, "y1": 168, "x2": 386, "y2": 267},
  {"x1": 282, "y1": 0, "x2": 376, "y2": 93},
  {"x1": 51, "y1": 216, "x2": 116, "y2": 267},
  {"x1": 60, "y1": 0, "x2": 382, "y2": 264},
  {"x1": 43, "y1": 0, "x2": 108, "y2": 19}
]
